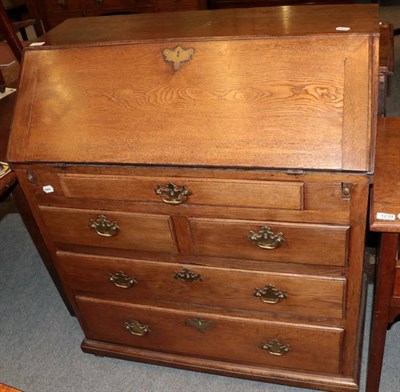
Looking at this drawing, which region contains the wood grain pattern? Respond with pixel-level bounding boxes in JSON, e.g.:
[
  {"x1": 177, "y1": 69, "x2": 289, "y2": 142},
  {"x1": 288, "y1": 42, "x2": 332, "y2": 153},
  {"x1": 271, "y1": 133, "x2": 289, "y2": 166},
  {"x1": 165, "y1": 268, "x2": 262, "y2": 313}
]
[
  {"x1": 9, "y1": 36, "x2": 373, "y2": 172},
  {"x1": 76, "y1": 296, "x2": 343, "y2": 374},
  {"x1": 58, "y1": 252, "x2": 346, "y2": 319},
  {"x1": 36, "y1": 5, "x2": 379, "y2": 46},
  {"x1": 39, "y1": 206, "x2": 177, "y2": 253},
  {"x1": 58, "y1": 174, "x2": 304, "y2": 210},
  {"x1": 190, "y1": 218, "x2": 349, "y2": 266}
]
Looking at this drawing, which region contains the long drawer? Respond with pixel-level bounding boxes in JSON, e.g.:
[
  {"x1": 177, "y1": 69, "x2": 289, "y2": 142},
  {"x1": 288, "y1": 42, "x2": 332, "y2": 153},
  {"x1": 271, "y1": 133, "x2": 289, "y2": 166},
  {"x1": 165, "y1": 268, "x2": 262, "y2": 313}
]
[
  {"x1": 58, "y1": 253, "x2": 346, "y2": 319},
  {"x1": 76, "y1": 296, "x2": 344, "y2": 375},
  {"x1": 47, "y1": 173, "x2": 305, "y2": 211}
]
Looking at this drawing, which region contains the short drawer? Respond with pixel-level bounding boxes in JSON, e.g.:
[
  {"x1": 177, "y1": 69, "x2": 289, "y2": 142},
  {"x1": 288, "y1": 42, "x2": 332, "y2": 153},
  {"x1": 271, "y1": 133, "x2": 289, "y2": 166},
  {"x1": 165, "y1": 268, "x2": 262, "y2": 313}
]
[
  {"x1": 58, "y1": 253, "x2": 345, "y2": 319},
  {"x1": 190, "y1": 218, "x2": 349, "y2": 266},
  {"x1": 76, "y1": 296, "x2": 343, "y2": 374},
  {"x1": 57, "y1": 173, "x2": 304, "y2": 211},
  {"x1": 39, "y1": 206, "x2": 176, "y2": 253}
]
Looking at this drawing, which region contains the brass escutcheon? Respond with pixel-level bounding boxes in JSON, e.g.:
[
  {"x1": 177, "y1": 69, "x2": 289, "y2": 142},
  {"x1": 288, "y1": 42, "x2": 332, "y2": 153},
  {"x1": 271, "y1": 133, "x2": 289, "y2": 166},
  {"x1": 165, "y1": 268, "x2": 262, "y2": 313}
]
[
  {"x1": 89, "y1": 215, "x2": 120, "y2": 237},
  {"x1": 248, "y1": 226, "x2": 285, "y2": 250},
  {"x1": 125, "y1": 320, "x2": 150, "y2": 336},
  {"x1": 155, "y1": 183, "x2": 191, "y2": 205},
  {"x1": 254, "y1": 284, "x2": 288, "y2": 304},
  {"x1": 108, "y1": 271, "x2": 137, "y2": 289},
  {"x1": 185, "y1": 317, "x2": 214, "y2": 333},
  {"x1": 261, "y1": 338, "x2": 291, "y2": 356},
  {"x1": 174, "y1": 268, "x2": 202, "y2": 283},
  {"x1": 163, "y1": 46, "x2": 195, "y2": 71}
]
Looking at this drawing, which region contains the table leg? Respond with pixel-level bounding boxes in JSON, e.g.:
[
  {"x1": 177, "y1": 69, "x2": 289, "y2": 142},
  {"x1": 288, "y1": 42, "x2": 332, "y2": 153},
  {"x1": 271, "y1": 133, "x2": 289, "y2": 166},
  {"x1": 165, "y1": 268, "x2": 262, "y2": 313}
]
[{"x1": 366, "y1": 233, "x2": 399, "y2": 392}]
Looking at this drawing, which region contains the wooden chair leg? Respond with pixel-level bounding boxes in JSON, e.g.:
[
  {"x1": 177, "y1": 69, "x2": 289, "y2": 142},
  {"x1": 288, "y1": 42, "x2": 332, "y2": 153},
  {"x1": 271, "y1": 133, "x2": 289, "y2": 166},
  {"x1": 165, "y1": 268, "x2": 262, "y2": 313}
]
[{"x1": 366, "y1": 233, "x2": 399, "y2": 392}]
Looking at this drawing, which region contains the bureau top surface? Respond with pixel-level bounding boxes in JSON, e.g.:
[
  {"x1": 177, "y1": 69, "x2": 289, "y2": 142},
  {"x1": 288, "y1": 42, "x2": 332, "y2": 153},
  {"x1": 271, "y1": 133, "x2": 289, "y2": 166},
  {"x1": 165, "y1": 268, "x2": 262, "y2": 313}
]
[{"x1": 37, "y1": 4, "x2": 379, "y2": 46}]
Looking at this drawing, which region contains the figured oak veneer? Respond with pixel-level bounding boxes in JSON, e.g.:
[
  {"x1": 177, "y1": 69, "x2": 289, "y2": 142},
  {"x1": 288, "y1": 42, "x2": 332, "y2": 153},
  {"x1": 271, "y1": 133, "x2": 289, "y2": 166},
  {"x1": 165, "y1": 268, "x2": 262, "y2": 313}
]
[
  {"x1": 10, "y1": 37, "x2": 372, "y2": 171},
  {"x1": 58, "y1": 252, "x2": 346, "y2": 320},
  {"x1": 76, "y1": 296, "x2": 344, "y2": 374}
]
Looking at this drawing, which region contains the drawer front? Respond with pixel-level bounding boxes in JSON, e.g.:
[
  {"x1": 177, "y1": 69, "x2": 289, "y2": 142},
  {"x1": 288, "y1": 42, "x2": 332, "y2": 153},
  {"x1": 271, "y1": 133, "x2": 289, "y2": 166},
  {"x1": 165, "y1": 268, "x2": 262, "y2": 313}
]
[
  {"x1": 40, "y1": 206, "x2": 176, "y2": 253},
  {"x1": 58, "y1": 173, "x2": 304, "y2": 210},
  {"x1": 59, "y1": 253, "x2": 345, "y2": 319},
  {"x1": 76, "y1": 296, "x2": 343, "y2": 374},
  {"x1": 190, "y1": 218, "x2": 349, "y2": 266}
]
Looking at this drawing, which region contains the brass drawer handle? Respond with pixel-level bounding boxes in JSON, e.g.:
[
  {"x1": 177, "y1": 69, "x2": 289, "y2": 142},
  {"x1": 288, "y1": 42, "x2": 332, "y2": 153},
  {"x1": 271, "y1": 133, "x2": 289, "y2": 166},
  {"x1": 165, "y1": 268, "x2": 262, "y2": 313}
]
[
  {"x1": 185, "y1": 317, "x2": 214, "y2": 333},
  {"x1": 125, "y1": 320, "x2": 150, "y2": 336},
  {"x1": 89, "y1": 215, "x2": 120, "y2": 237},
  {"x1": 155, "y1": 183, "x2": 191, "y2": 205},
  {"x1": 174, "y1": 268, "x2": 202, "y2": 283},
  {"x1": 254, "y1": 284, "x2": 288, "y2": 304},
  {"x1": 248, "y1": 226, "x2": 285, "y2": 250},
  {"x1": 261, "y1": 338, "x2": 291, "y2": 356},
  {"x1": 95, "y1": 0, "x2": 103, "y2": 6},
  {"x1": 108, "y1": 271, "x2": 137, "y2": 289}
]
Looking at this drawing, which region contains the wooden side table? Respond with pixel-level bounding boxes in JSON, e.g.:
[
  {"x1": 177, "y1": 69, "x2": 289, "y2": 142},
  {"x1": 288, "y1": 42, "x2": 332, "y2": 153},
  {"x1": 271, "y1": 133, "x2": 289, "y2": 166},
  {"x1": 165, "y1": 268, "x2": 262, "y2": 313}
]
[{"x1": 367, "y1": 117, "x2": 400, "y2": 392}]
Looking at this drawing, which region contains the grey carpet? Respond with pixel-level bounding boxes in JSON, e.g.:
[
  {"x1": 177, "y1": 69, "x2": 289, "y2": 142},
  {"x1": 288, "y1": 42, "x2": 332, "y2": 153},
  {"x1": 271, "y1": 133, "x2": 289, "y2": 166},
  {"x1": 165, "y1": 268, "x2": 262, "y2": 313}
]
[{"x1": 1, "y1": 5, "x2": 400, "y2": 391}]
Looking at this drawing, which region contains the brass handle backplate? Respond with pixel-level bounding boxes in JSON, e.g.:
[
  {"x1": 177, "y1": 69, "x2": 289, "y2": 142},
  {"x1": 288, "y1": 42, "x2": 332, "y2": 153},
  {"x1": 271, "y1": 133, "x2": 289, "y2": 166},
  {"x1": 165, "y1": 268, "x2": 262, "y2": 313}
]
[
  {"x1": 125, "y1": 320, "x2": 150, "y2": 336},
  {"x1": 108, "y1": 271, "x2": 137, "y2": 289},
  {"x1": 174, "y1": 268, "x2": 202, "y2": 283},
  {"x1": 261, "y1": 338, "x2": 291, "y2": 356},
  {"x1": 254, "y1": 284, "x2": 288, "y2": 304},
  {"x1": 248, "y1": 226, "x2": 285, "y2": 250},
  {"x1": 155, "y1": 183, "x2": 191, "y2": 205},
  {"x1": 185, "y1": 317, "x2": 214, "y2": 333},
  {"x1": 89, "y1": 215, "x2": 120, "y2": 237}
]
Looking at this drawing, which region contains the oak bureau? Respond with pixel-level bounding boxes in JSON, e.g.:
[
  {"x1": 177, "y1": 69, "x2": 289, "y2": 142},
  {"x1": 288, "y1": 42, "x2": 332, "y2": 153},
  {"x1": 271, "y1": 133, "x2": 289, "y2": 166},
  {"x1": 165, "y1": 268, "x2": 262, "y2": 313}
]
[{"x1": 7, "y1": 5, "x2": 380, "y2": 391}]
